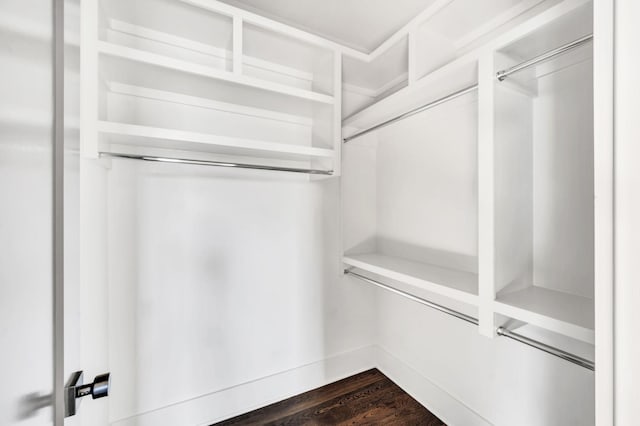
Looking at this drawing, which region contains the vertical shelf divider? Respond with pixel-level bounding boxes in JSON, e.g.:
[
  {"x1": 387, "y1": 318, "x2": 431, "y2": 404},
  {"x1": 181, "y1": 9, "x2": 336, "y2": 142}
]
[
  {"x1": 477, "y1": 52, "x2": 496, "y2": 338},
  {"x1": 332, "y1": 51, "x2": 343, "y2": 176}
]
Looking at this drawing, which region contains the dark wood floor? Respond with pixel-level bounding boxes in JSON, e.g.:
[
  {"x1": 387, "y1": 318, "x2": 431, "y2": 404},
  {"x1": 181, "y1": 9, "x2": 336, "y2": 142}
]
[{"x1": 213, "y1": 369, "x2": 446, "y2": 425}]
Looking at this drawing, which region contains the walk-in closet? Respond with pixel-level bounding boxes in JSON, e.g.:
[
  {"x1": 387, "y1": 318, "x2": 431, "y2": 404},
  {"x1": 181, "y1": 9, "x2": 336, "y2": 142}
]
[{"x1": 3, "y1": 0, "x2": 640, "y2": 425}]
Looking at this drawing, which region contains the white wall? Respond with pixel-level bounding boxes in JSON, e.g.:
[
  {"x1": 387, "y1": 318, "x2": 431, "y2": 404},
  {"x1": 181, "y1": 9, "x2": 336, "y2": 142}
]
[
  {"x1": 0, "y1": 1, "x2": 54, "y2": 424},
  {"x1": 533, "y1": 58, "x2": 594, "y2": 298},
  {"x1": 375, "y1": 94, "x2": 478, "y2": 271},
  {"x1": 104, "y1": 161, "x2": 375, "y2": 424}
]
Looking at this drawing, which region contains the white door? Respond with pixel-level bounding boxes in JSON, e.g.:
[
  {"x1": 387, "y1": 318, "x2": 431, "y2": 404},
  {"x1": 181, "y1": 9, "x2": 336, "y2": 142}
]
[
  {"x1": 0, "y1": 0, "x2": 111, "y2": 424},
  {"x1": 0, "y1": 0, "x2": 62, "y2": 425}
]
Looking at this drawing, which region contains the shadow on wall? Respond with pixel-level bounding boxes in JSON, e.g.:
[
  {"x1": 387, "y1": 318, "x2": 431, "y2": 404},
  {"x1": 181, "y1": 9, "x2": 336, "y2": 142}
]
[{"x1": 16, "y1": 393, "x2": 51, "y2": 421}]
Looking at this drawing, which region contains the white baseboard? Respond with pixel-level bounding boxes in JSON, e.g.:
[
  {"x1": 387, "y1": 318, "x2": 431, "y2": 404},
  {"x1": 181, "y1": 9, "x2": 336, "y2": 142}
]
[
  {"x1": 111, "y1": 345, "x2": 490, "y2": 426},
  {"x1": 110, "y1": 346, "x2": 377, "y2": 426},
  {"x1": 373, "y1": 346, "x2": 492, "y2": 426}
]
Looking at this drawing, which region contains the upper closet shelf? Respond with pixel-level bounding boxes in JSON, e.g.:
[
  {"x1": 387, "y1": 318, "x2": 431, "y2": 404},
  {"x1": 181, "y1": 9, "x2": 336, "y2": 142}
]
[
  {"x1": 106, "y1": 18, "x2": 322, "y2": 97},
  {"x1": 97, "y1": 41, "x2": 335, "y2": 105},
  {"x1": 343, "y1": 54, "x2": 478, "y2": 135},
  {"x1": 342, "y1": 0, "x2": 591, "y2": 134},
  {"x1": 343, "y1": 253, "x2": 478, "y2": 306}
]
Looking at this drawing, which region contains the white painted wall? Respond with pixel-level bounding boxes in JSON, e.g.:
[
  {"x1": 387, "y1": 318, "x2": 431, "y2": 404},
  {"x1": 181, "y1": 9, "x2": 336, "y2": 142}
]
[
  {"x1": 105, "y1": 161, "x2": 375, "y2": 424},
  {"x1": 375, "y1": 94, "x2": 478, "y2": 272},
  {"x1": 532, "y1": 58, "x2": 594, "y2": 298},
  {"x1": 0, "y1": 1, "x2": 54, "y2": 424},
  {"x1": 493, "y1": 84, "x2": 534, "y2": 294}
]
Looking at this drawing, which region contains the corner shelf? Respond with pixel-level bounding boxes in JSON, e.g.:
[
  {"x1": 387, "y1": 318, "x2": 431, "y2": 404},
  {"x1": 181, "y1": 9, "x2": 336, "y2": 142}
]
[
  {"x1": 341, "y1": 0, "x2": 593, "y2": 132},
  {"x1": 493, "y1": 286, "x2": 594, "y2": 344},
  {"x1": 97, "y1": 121, "x2": 334, "y2": 160},
  {"x1": 97, "y1": 41, "x2": 335, "y2": 105},
  {"x1": 342, "y1": 53, "x2": 478, "y2": 134},
  {"x1": 343, "y1": 253, "x2": 478, "y2": 305}
]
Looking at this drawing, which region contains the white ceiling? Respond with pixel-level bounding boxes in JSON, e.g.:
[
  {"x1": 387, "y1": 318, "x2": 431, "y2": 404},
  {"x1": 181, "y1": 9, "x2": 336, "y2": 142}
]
[{"x1": 217, "y1": 0, "x2": 437, "y2": 52}]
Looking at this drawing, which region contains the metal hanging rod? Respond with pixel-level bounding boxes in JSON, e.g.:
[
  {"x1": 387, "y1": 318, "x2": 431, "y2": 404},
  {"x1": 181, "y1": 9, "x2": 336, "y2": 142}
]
[
  {"x1": 345, "y1": 269, "x2": 595, "y2": 371},
  {"x1": 496, "y1": 327, "x2": 595, "y2": 371},
  {"x1": 100, "y1": 152, "x2": 334, "y2": 175},
  {"x1": 344, "y1": 269, "x2": 479, "y2": 325},
  {"x1": 343, "y1": 84, "x2": 479, "y2": 143},
  {"x1": 496, "y1": 34, "x2": 593, "y2": 81}
]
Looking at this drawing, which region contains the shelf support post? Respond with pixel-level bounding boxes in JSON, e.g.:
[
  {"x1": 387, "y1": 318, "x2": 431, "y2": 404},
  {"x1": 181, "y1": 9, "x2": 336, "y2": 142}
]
[
  {"x1": 478, "y1": 52, "x2": 496, "y2": 338},
  {"x1": 332, "y1": 51, "x2": 342, "y2": 176}
]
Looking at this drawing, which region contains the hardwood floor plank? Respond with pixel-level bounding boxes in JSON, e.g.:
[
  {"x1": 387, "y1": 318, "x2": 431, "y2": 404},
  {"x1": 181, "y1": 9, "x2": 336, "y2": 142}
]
[
  {"x1": 213, "y1": 369, "x2": 446, "y2": 425},
  {"x1": 214, "y1": 369, "x2": 386, "y2": 426},
  {"x1": 271, "y1": 377, "x2": 400, "y2": 425}
]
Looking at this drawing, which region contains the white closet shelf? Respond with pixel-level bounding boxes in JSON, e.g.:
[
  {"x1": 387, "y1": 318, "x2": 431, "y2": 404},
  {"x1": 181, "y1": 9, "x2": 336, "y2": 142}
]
[
  {"x1": 97, "y1": 121, "x2": 334, "y2": 159},
  {"x1": 97, "y1": 41, "x2": 334, "y2": 105},
  {"x1": 107, "y1": 82, "x2": 314, "y2": 127},
  {"x1": 342, "y1": 0, "x2": 592, "y2": 130},
  {"x1": 343, "y1": 253, "x2": 478, "y2": 305},
  {"x1": 108, "y1": 19, "x2": 315, "y2": 84},
  {"x1": 342, "y1": 53, "x2": 478, "y2": 133},
  {"x1": 494, "y1": 286, "x2": 594, "y2": 344}
]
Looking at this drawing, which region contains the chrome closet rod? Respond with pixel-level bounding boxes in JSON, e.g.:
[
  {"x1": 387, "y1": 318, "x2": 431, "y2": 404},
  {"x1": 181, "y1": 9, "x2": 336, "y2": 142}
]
[
  {"x1": 343, "y1": 84, "x2": 479, "y2": 143},
  {"x1": 496, "y1": 34, "x2": 593, "y2": 81},
  {"x1": 100, "y1": 152, "x2": 334, "y2": 175},
  {"x1": 345, "y1": 269, "x2": 595, "y2": 371},
  {"x1": 344, "y1": 269, "x2": 479, "y2": 325},
  {"x1": 496, "y1": 327, "x2": 595, "y2": 371}
]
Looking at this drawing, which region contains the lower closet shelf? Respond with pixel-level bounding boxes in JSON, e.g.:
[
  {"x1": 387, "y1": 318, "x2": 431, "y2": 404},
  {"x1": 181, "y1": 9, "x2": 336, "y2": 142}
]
[
  {"x1": 343, "y1": 253, "x2": 478, "y2": 305},
  {"x1": 494, "y1": 286, "x2": 594, "y2": 344},
  {"x1": 97, "y1": 121, "x2": 335, "y2": 160}
]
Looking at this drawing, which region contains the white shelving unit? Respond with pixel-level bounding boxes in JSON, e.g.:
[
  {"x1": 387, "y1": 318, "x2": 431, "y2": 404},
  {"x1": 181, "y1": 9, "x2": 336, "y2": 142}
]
[
  {"x1": 341, "y1": 0, "x2": 556, "y2": 122},
  {"x1": 80, "y1": 0, "x2": 604, "y2": 358},
  {"x1": 489, "y1": 0, "x2": 595, "y2": 344},
  {"x1": 68, "y1": 0, "x2": 616, "y2": 422},
  {"x1": 82, "y1": 0, "x2": 344, "y2": 175},
  {"x1": 97, "y1": 41, "x2": 335, "y2": 104},
  {"x1": 342, "y1": 0, "x2": 601, "y2": 350},
  {"x1": 342, "y1": 65, "x2": 480, "y2": 311}
]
